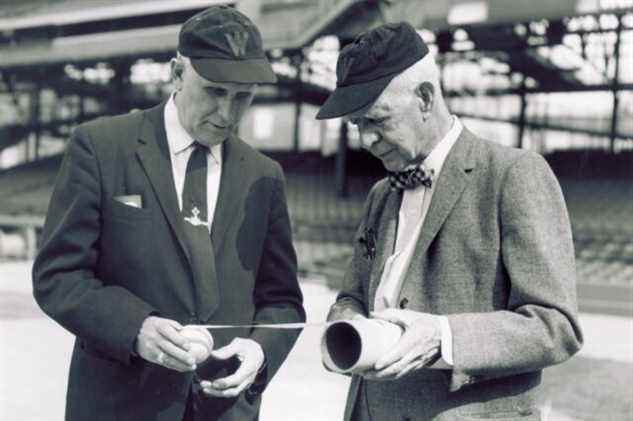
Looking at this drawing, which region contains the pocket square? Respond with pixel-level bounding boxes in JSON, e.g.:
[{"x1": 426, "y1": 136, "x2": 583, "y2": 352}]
[{"x1": 114, "y1": 195, "x2": 142, "y2": 208}]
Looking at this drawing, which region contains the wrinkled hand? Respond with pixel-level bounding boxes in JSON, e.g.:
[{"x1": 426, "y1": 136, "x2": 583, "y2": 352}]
[
  {"x1": 328, "y1": 303, "x2": 367, "y2": 323},
  {"x1": 135, "y1": 316, "x2": 196, "y2": 372},
  {"x1": 200, "y1": 338, "x2": 265, "y2": 398},
  {"x1": 360, "y1": 309, "x2": 441, "y2": 381}
]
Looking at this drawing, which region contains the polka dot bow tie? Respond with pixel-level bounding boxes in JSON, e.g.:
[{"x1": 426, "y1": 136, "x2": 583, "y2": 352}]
[{"x1": 388, "y1": 166, "x2": 435, "y2": 190}]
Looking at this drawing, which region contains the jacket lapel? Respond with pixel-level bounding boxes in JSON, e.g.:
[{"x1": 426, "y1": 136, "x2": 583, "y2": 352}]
[
  {"x1": 210, "y1": 135, "x2": 246, "y2": 254},
  {"x1": 367, "y1": 189, "x2": 402, "y2": 311},
  {"x1": 402, "y1": 129, "x2": 477, "y2": 284},
  {"x1": 136, "y1": 103, "x2": 192, "y2": 267}
]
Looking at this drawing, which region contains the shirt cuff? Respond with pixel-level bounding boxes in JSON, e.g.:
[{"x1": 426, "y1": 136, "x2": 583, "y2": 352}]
[{"x1": 437, "y1": 315, "x2": 454, "y2": 366}]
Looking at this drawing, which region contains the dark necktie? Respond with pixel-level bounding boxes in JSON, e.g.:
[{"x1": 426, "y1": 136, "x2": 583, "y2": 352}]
[
  {"x1": 388, "y1": 166, "x2": 434, "y2": 191},
  {"x1": 181, "y1": 142, "x2": 219, "y2": 320}
]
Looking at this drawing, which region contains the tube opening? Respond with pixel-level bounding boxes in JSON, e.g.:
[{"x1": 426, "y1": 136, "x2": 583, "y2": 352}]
[{"x1": 325, "y1": 322, "x2": 362, "y2": 370}]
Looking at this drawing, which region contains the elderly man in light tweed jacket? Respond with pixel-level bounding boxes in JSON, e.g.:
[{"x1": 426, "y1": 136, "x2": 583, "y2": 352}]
[{"x1": 316, "y1": 22, "x2": 583, "y2": 421}]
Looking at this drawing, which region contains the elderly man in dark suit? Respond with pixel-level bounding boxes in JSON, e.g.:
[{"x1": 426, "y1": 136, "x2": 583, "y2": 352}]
[
  {"x1": 32, "y1": 6, "x2": 305, "y2": 421},
  {"x1": 317, "y1": 22, "x2": 582, "y2": 421}
]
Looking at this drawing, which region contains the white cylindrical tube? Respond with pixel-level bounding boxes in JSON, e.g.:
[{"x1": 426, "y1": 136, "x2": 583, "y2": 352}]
[{"x1": 321, "y1": 319, "x2": 403, "y2": 374}]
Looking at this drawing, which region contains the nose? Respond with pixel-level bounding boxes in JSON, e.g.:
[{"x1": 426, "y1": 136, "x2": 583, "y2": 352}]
[
  {"x1": 359, "y1": 129, "x2": 380, "y2": 149},
  {"x1": 216, "y1": 96, "x2": 238, "y2": 125}
]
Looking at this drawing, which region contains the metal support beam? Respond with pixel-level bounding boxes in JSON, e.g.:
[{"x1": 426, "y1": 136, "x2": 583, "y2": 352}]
[
  {"x1": 34, "y1": 81, "x2": 42, "y2": 159},
  {"x1": 456, "y1": 112, "x2": 632, "y2": 140},
  {"x1": 0, "y1": 214, "x2": 45, "y2": 228},
  {"x1": 292, "y1": 54, "x2": 303, "y2": 153},
  {"x1": 446, "y1": 82, "x2": 633, "y2": 97},
  {"x1": 27, "y1": 80, "x2": 42, "y2": 161},
  {"x1": 610, "y1": 15, "x2": 622, "y2": 154},
  {"x1": 110, "y1": 61, "x2": 133, "y2": 114},
  {"x1": 517, "y1": 75, "x2": 527, "y2": 149},
  {"x1": 335, "y1": 121, "x2": 349, "y2": 198}
]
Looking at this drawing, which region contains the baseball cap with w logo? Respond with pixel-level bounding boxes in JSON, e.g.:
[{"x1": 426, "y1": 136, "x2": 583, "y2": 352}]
[
  {"x1": 178, "y1": 5, "x2": 277, "y2": 84},
  {"x1": 316, "y1": 22, "x2": 428, "y2": 119}
]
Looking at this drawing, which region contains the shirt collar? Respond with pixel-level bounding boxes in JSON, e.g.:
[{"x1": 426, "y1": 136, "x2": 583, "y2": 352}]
[
  {"x1": 422, "y1": 115, "x2": 462, "y2": 177},
  {"x1": 164, "y1": 94, "x2": 222, "y2": 164}
]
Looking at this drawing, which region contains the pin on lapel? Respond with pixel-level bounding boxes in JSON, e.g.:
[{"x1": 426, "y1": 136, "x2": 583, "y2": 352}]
[
  {"x1": 359, "y1": 227, "x2": 376, "y2": 260},
  {"x1": 184, "y1": 206, "x2": 209, "y2": 228}
]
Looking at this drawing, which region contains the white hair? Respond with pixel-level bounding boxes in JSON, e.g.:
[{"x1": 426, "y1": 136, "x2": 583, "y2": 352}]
[
  {"x1": 175, "y1": 52, "x2": 192, "y2": 68},
  {"x1": 388, "y1": 52, "x2": 442, "y2": 96},
  {"x1": 374, "y1": 51, "x2": 449, "y2": 118}
]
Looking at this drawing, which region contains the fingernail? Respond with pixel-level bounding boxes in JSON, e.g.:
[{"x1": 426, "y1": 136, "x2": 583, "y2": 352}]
[{"x1": 200, "y1": 381, "x2": 211, "y2": 387}]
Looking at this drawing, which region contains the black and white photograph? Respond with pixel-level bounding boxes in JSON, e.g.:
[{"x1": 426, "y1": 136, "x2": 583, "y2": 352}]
[{"x1": 1, "y1": 1, "x2": 632, "y2": 420}]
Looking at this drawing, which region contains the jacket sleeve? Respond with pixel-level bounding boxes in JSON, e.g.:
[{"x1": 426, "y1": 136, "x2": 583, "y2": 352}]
[
  {"x1": 249, "y1": 162, "x2": 306, "y2": 388},
  {"x1": 32, "y1": 127, "x2": 156, "y2": 365},
  {"x1": 447, "y1": 152, "x2": 583, "y2": 383}
]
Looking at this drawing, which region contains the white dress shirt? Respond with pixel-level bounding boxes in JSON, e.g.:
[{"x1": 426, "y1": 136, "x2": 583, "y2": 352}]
[
  {"x1": 164, "y1": 94, "x2": 222, "y2": 231},
  {"x1": 374, "y1": 116, "x2": 463, "y2": 365}
]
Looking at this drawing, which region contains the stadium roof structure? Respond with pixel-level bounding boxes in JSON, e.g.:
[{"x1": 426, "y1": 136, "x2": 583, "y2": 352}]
[
  {"x1": 1, "y1": 0, "x2": 632, "y2": 223},
  {"x1": 1, "y1": 0, "x2": 632, "y2": 69},
  {"x1": 0, "y1": 0, "x2": 232, "y2": 68},
  {"x1": 0, "y1": 0, "x2": 361, "y2": 68}
]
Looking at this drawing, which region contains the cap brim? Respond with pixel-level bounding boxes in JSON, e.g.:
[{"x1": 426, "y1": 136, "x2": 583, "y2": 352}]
[
  {"x1": 191, "y1": 57, "x2": 277, "y2": 84},
  {"x1": 316, "y1": 72, "x2": 397, "y2": 120}
]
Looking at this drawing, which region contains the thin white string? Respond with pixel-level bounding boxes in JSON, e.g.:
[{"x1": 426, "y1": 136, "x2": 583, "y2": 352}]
[{"x1": 186, "y1": 322, "x2": 334, "y2": 330}]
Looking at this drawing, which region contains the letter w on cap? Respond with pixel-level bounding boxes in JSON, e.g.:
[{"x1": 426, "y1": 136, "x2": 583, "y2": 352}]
[{"x1": 225, "y1": 30, "x2": 249, "y2": 57}]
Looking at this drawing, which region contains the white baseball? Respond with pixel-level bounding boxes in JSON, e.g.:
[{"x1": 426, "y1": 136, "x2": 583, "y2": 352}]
[{"x1": 180, "y1": 327, "x2": 214, "y2": 364}]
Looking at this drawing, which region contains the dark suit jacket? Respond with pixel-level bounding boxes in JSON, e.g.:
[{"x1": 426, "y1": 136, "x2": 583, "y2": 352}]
[
  {"x1": 32, "y1": 102, "x2": 306, "y2": 421},
  {"x1": 329, "y1": 128, "x2": 583, "y2": 421}
]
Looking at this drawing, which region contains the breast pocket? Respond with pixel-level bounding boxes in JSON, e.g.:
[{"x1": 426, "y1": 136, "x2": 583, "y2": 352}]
[
  {"x1": 102, "y1": 198, "x2": 154, "y2": 273},
  {"x1": 108, "y1": 197, "x2": 152, "y2": 221}
]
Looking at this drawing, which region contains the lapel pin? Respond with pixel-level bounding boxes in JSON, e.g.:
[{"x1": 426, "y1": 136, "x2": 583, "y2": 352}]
[{"x1": 359, "y1": 227, "x2": 376, "y2": 260}]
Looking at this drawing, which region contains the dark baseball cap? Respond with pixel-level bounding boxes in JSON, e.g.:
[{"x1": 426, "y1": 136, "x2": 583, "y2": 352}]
[
  {"x1": 316, "y1": 22, "x2": 429, "y2": 119},
  {"x1": 178, "y1": 5, "x2": 277, "y2": 84}
]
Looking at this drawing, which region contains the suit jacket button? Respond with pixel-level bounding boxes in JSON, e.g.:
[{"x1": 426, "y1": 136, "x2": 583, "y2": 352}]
[{"x1": 399, "y1": 298, "x2": 409, "y2": 309}]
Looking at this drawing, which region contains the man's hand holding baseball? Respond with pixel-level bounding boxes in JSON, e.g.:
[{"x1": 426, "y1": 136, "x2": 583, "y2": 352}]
[{"x1": 135, "y1": 316, "x2": 197, "y2": 372}]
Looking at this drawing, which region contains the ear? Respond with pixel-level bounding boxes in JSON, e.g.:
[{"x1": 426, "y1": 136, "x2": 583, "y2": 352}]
[
  {"x1": 414, "y1": 81, "x2": 435, "y2": 115},
  {"x1": 170, "y1": 58, "x2": 185, "y2": 90}
]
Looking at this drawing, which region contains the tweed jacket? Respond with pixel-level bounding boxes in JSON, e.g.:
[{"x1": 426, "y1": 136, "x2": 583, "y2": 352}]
[
  {"x1": 329, "y1": 128, "x2": 583, "y2": 421},
  {"x1": 32, "y1": 102, "x2": 305, "y2": 421}
]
